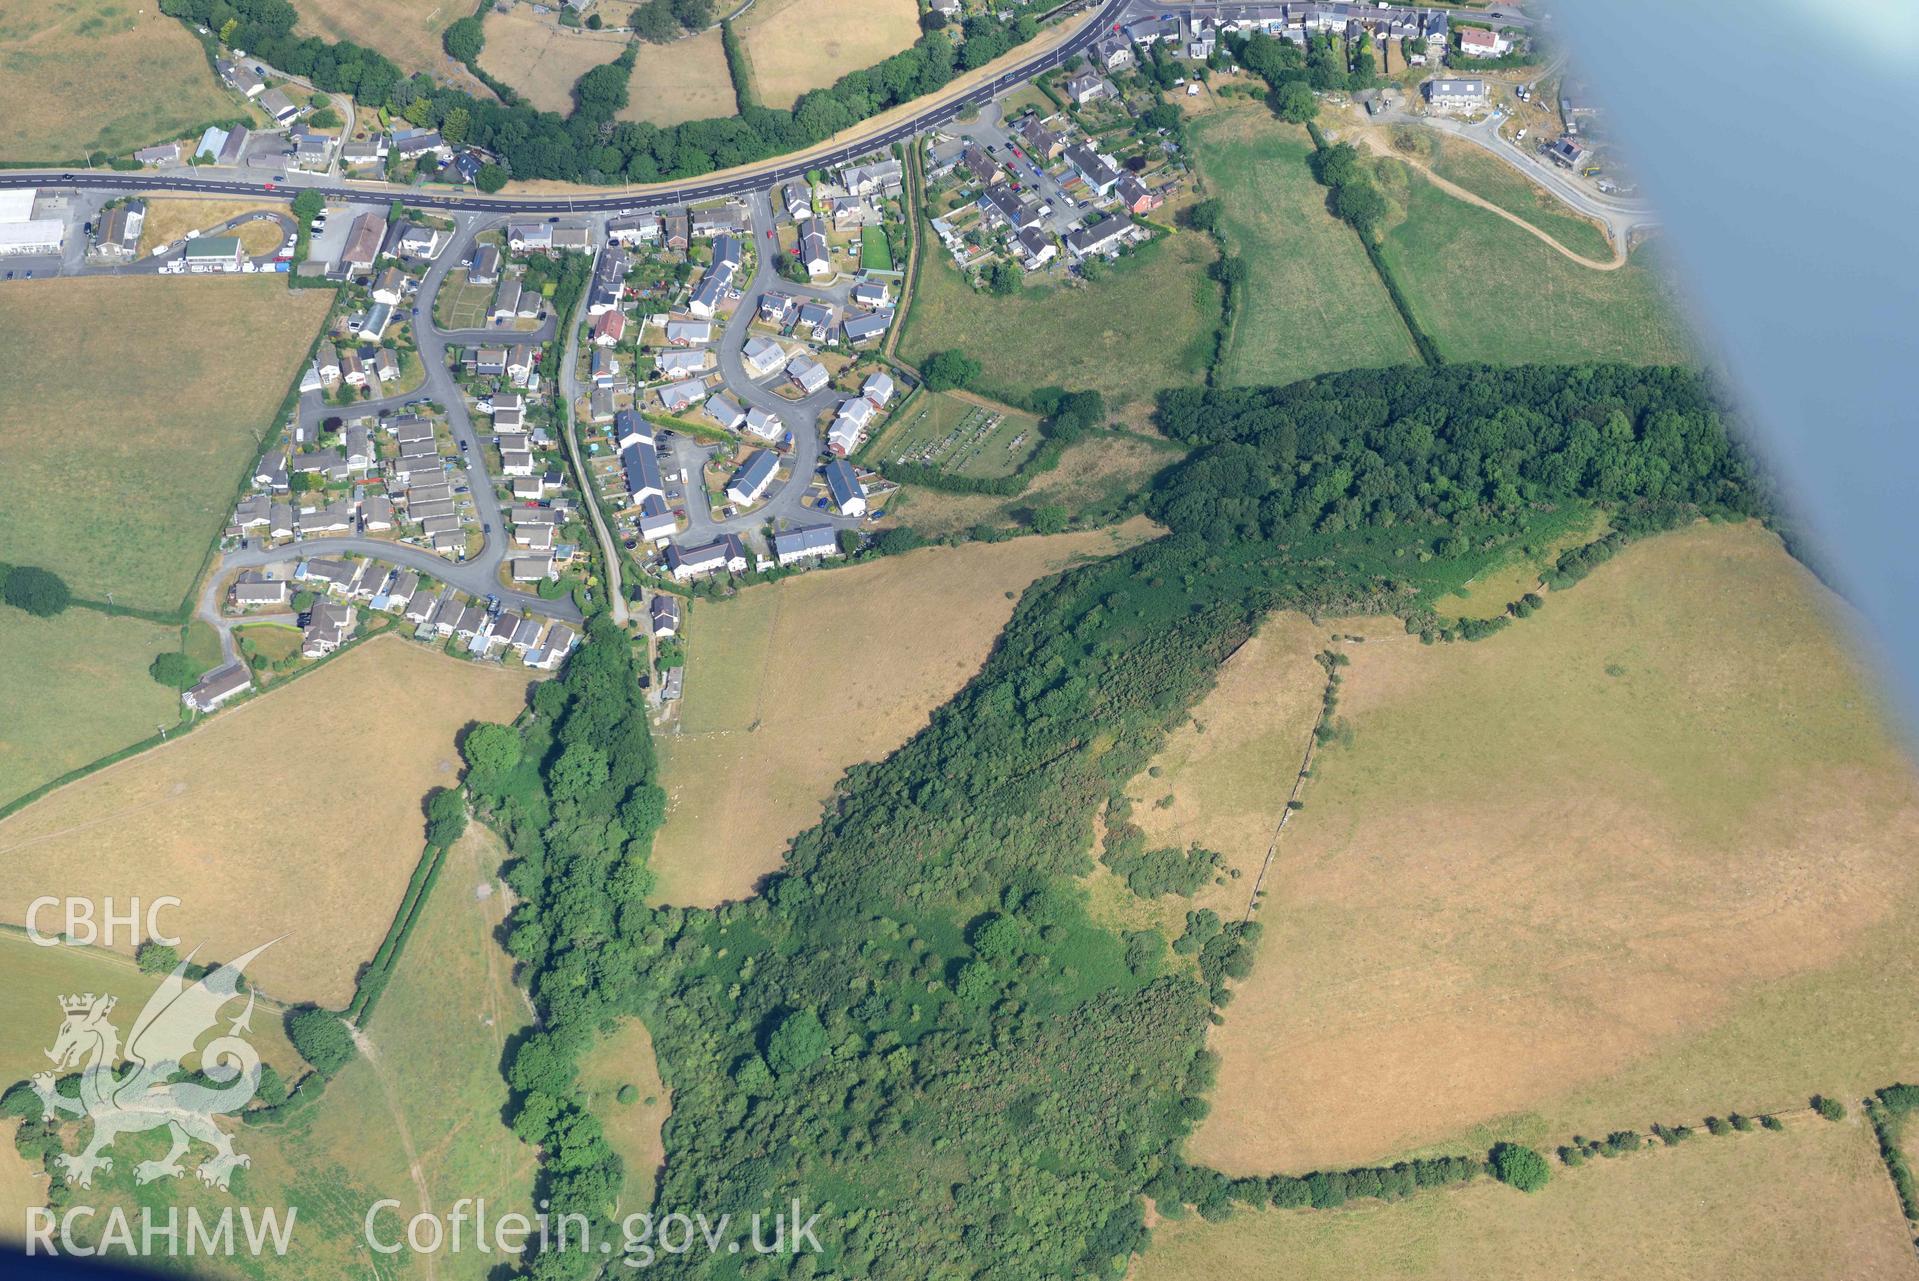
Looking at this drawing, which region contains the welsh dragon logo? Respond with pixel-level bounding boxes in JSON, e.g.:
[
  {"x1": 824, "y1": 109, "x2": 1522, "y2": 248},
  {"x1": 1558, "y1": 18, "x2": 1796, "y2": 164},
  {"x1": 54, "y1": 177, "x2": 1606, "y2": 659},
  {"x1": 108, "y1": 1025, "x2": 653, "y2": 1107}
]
[{"x1": 31, "y1": 940, "x2": 274, "y2": 1191}]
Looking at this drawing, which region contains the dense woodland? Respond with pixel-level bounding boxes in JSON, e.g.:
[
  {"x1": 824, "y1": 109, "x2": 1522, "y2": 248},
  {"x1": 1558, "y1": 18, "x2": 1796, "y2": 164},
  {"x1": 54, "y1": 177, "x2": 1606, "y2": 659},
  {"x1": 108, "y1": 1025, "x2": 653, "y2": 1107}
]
[
  {"x1": 461, "y1": 363, "x2": 1771, "y2": 1277},
  {"x1": 159, "y1": 0, "x2": 1049, "y2": 183}
]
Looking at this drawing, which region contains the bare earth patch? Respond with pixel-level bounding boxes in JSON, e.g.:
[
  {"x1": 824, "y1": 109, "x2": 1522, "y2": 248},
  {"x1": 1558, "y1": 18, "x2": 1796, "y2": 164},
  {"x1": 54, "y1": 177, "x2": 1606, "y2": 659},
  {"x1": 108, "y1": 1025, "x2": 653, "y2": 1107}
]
[
  {"x1": 0, "y1": 638, "x2": 534, "y2": 1008},
  {"x1": 651, "y1": 521, "x2": 1159, "y2": 905},
  {"x1": 1190, "y1": 522, "x2": 1919, "y2": 1174},
  {"x1": 1139, "y1": 1116, "x2": 1919, "y2": 1281}
]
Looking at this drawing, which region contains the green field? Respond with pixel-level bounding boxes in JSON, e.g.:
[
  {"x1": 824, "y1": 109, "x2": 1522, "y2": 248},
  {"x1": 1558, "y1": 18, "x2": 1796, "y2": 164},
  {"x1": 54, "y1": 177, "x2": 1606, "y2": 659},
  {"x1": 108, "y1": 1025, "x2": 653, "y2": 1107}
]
[
  {"x1": 3, "y1": 824, "x2": 542, "y2": 1277},
  {"x1": 1192, "y1": 112, "x2": 1421, "y2": 385},
  {"x1": 860, "y1": 225, "x2": 895, "y2": 271},
  {"x1": 1422, "y1": 134, "x2": 1615, "y2": 261},
  {"x1": 872, "y1": 390, "x2": 1040, "y2": 478},
  {"x1": 1377, "y1": 170, "x2": 1694, "y2": 366},
  {"x1": 0, "y1": 0, "x2": 238, "y2": 162},
  {"x1": 0, "y1": 606, "x2": 185, "y2": 809},
  {"x1": 434, "y1": 269, "x2": 493, "y2": 330},
  {"x1": 0, "y1": 278, "x2": 332, "y2": 611},
  {"x1": 899, "y1": 220, "x2": 1219, "y2": 409}
]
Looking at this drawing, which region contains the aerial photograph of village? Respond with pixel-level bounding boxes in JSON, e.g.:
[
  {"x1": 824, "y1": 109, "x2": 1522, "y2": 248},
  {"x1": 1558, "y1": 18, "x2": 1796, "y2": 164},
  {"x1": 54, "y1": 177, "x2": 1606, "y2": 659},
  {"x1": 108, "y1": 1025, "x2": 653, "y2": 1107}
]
[{"x1": 1, "y1": 0, "x2": 1915, "y2": 1276}]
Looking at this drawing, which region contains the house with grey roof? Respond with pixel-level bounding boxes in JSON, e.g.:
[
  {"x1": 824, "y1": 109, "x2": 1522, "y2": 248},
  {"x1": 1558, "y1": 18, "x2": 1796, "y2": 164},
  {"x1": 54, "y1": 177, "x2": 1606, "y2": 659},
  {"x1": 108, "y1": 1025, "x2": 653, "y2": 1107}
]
[
  {"x1": 773, "y1": 523, "x2": 841, "y2": 566},
  {"x1": 726, "y1": 449, "x2": 780, "y2": 506},
  {"x1": 650, "y1": 594, "x2": 681, "y2": 637},
  {"x1": 184, "y1": 663, "x2": 252, "y2": 714},
  {"x1": 787, "y1": 354, "x2": 830, "y2": 395},
  {"x1": 841, "y1": 309, "x2": 891, "y2": 347},
  {"x1": 823, "y1": 458, "x2": 866, "y2": 517},
  {"x1": 1064, "y1": 143, "x2": 1123, "y2": 196},
  {"x1": 665, "y1": 534, "x2": 747, "y2": 581},
  {"x1": 741, "y1": 335, "x2": 790, "y2": 378}
]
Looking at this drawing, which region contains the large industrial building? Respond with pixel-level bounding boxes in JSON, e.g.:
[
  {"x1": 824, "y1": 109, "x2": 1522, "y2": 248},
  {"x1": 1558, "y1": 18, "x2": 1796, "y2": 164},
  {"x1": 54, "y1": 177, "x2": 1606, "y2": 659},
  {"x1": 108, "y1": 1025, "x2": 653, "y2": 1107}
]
[{"x1": 0, "y1": 188, "x2": 64, "y2": 257}]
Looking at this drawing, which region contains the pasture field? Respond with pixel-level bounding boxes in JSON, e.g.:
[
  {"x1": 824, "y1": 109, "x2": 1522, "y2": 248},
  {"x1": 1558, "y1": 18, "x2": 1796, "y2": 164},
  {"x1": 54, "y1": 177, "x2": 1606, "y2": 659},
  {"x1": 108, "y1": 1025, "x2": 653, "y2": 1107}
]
[
  {"x1": 0, "y1": 277, "x2": 331, "y2": 611},
  {"x1": 0, "y1": 637, "x2": 535, "y2": 1008},
  {"x1": 136, "y1": 198, "x2": 286, "y2": 257},
  {"x1": 1090, "y1": 613, "x2": 1334, "y2": 936},
  {"x1": 479, "y1": 6, "x2": 627, "y2": 114},
  {"x1": 576, "y1": 1019, "x2": 671, "y2": 1210},
  {"x1": 1189, "y1": 522, "x2": 1919, "y2": 1175},
  {"x1": 0, "y1": 826, "x2": 538, "y2": 1277},
  {"x1": 1419, "y1": 133, "x2": 1615, "y2": 261},
  {"x1": 871, "y1": 390, "x2": 1041, "y2": 479},
  {"x1": 0, "y1": 607, "x2": 184, "y2": 810},
  {"x1": 0, "y1": 0, "x2": 235, "y2": 162},
  {"x1": 733, "y1": 0, "x2": 921, "y2": 108},
  {"x1": 1376, "y1": 169, "x2": 1695, "y2": 366},
  {"x1": 1138, "y1": 1117, "x2": 1918, "y2": 1281},
  {"x1": 274, "y1": 821, "x2": 539, "y2": 1279},
  {"x1": 621, "y1": 29, "x2": 739, "y2": 127},
  {"x1": 888, "y1": 429, "x2": 1183, "y2": 536},
  {"x1": 1431, "y1": 506, "x2": 1605, "y2": 620},
  {"x1": 1190, "y1": 112, "x2": 1421, "y2": 386},
  {"x1": 294, "y1": 0, "x2": 479, "y2": 87},
  {"x1": 651, "y1": 521, "x2": 1160, "y2": 905},
  {"x1": 0, "y1": 931, "x2": 302, "y2": 1109},
  {"x1": 899, "y1": 225, "x2": 1219, "y2": 409}
]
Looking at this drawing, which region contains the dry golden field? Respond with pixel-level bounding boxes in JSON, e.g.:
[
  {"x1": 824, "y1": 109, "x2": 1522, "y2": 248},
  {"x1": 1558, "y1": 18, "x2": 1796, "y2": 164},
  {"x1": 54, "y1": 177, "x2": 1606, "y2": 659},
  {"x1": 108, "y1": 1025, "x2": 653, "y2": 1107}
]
[
  {"x1": 1088, "y1": 614, "x2": 1331, "y2": 936},
  {"x1": 479, "y1": 5, "x2": 628, "y2": 113},
  {"x1": 733, "y1": 0, "x2": 921, "y2": 108},
  {"x1": 0, "y1": 0, "x2": 235, "y2": 162},
  {"x1": 1187, "y1": 522, "x2": 1919, "y2": 1175},
  {"x1": 622, "y1": 28, "x2": 739, "y2": 127},
  {"x1": 294, "y1": 0, "x2": 485, "y2": 89},
  {"x1": 0, "y1": 638, "x2": 534, "y2": 1008},
  {"x1": 1138, "y1": 1116, "x2": 1919, "y2": 1281},
  {"x1": 576, "y1": 1019, "x2": 671, "y2": 1209},
  {"x1": 0, "y1": 277, "x2": 331, "y2": 610},
  {"x1": 650, "y1": 520, "x2": 1159, "y2": 905},
  {"x1": 136, "y1": 197, "x2": 287, "y2": 256}
]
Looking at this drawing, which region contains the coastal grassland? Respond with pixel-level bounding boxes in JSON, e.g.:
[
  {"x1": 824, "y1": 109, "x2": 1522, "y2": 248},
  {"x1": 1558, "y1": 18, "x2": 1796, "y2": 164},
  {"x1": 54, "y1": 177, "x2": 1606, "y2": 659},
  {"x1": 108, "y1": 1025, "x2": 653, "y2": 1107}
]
[
  {"x1": 733, "y1": 0, "x2": 921, "y2": 109},
  {"x1": 0, "y1": 0, "x2": 235, "y2": 161},
  {"x1": 1376, "y1": 169, "x2": 1694, "y2": 366},
  {"x1": 1421, "y1": 133, "x2": 1615, "y2": 260},
  {"x1": 620, "y1": 28, "x2": 739, "y2": 127},
  {"x1": 1139, "y1": 1115, "x2": 1918, "y2": 1281},
  {"x1": 650, "y1": 521, "x2": 1160, "y2": 905},
  {"x1": 1191, "y1": 111, "x2": 1420, "y2": 385},
  {"x1": 1431, "y1": 506, "x2": 1607, "y2": 620},
  {"x1": 0, "y1": 277, "x2": 332, "y2": 610},
  {"x1": 1190, "y1": 522, "x2": 1919, "y2": 1175},
  {"x1": 0, "y1": 638, "x2": 534, "y2": 1008},
  {"x1": 898, "y1": 225, "x2": 1220, "y2": 409},
  {"x1": 0, "y1": 607, "x2": 184, "y2": 809}
]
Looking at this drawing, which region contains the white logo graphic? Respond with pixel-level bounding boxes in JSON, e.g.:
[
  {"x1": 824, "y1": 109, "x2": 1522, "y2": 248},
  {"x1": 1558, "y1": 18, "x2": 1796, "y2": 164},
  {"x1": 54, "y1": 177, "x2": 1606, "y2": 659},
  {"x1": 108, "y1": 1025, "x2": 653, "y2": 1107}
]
[{"x1": 32, "y1": 940, "x2": 274, "y2": 1192}]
